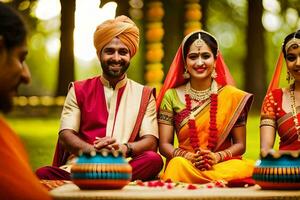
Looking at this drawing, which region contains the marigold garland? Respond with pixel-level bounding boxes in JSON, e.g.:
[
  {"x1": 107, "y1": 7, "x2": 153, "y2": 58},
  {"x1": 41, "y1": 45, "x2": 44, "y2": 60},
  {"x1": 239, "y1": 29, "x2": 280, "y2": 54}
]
[
  {"x1": 145, "y1": 1, "x2": 165, "y2": 93},
  {"x1": 184, "y1": 0, "x2": 202, "y2": 36},
  {"x1": 185, "y1": 92, "x2": 218, "y2": 152}
]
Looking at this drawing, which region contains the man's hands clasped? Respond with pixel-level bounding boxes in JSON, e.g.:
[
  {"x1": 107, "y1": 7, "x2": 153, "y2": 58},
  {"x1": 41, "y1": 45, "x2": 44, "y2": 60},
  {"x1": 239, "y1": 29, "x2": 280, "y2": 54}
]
[{"x1": 93, "y1": 136, "x2": 127, "y2": 156}]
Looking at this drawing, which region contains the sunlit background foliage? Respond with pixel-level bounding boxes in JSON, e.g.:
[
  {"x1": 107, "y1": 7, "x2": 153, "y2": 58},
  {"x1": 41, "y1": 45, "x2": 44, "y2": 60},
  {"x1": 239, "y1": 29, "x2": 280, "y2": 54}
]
[{"x1": 5, "y1": 0, "x2": 298, "y2": 97}]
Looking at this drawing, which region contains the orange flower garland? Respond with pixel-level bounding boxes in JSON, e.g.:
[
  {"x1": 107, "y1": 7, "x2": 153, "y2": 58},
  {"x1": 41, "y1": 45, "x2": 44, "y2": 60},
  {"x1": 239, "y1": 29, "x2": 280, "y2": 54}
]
[
  {"x1": 184, "y1": 0, "x2": 202, "y2": 36},
  {"x1": 128, "y1": 0, "x2": 143, "y2": 20},
  {"x1": 145, "y1": 1, "x2": 165, "y2": 93}
]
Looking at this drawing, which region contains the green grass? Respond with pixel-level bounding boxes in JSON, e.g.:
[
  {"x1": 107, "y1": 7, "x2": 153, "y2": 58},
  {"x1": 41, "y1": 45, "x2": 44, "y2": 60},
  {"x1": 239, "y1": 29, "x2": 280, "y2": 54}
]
[
  {"x1": 244, "y1": 113, "x2": 260, "y2": 160},
  {"x1": 7, "y1": 113, "x2": 273, "y2": 171},
  {"x1": 7, "y1": 117, "x2": 59, "y2": 171}
]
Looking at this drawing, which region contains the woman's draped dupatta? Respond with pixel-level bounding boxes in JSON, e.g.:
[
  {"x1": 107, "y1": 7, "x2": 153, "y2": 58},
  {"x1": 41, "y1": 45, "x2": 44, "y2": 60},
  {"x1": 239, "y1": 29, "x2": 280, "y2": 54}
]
[
  {"x1": 260, "y1": 51, "x2": 284, "y2": 114},
  {"x1": 266, "y1": 52, "x2": 284, "y2": 95}
]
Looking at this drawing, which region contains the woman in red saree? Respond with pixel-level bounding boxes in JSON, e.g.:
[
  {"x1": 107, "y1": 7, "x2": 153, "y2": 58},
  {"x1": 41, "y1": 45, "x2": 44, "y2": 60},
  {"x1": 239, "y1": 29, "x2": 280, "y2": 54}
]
[
  {"x1": 157, "y1": 30, "x2": 254, "y2": 184},
  {"x1": 260, "y1": 30, "x2": 300, "y2": 151}
]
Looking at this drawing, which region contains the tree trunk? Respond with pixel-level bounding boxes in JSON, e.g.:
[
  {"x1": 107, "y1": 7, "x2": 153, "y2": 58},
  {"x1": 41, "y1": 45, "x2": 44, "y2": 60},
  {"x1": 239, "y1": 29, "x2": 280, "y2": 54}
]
[
  {"x1": 56, "y1": 0, "x2": 75, "y2": 96},
  {"x1": 245, "y1": 0, "x2": 266, "y2": 111},
  {"x1": 162, "y1": 0, "x2": 185, "y2": 75},
  {"x1": 199, "y1": 0, "x2": 208, "y2": 30}
]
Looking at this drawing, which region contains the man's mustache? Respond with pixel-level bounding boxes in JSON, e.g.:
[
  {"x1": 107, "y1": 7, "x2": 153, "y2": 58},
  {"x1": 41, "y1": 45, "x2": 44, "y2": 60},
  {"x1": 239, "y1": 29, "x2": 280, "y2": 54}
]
[{"x1": 107, "y1": 60, "x2": 126, "y2": 65}]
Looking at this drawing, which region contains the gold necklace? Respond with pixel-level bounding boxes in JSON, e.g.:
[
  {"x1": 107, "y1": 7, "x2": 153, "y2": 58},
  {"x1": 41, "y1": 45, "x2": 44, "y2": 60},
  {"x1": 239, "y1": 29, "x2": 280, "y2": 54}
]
[
  {"x1": 289, "y1": 84, "x2": 300, "y2": 141},
  {"x1": 185, "y1": 82, "x2": 211, "y2": 102}
]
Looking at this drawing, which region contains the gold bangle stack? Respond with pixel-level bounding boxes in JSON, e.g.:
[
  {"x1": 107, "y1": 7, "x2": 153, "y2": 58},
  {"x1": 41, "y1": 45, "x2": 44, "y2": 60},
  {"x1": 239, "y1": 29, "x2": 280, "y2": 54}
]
[
  {"x1": 260, "y1": 118, "x2": 276, "y2": 128},
  {"x1": 216, "y1": 150, "x2": 233, "y2": 162},
  {"x1": 173, "y1": 148, "x2": 188, "y2": 158},
  {"x1": 224, "y1": 149, "x2": 233, "y2": 158}
]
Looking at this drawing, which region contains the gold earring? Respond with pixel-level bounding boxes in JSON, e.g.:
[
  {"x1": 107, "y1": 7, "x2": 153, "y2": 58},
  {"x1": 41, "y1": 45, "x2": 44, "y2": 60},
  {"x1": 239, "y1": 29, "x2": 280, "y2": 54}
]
[
  {"x1": 211, "y1": 68, "x2": 217, "y2": 79},
  {"x1": 286, "y1": 71, "x2": 295, "y2": 84},
  {"x1": 183, "y1": 68, "x2": 190, "y2": 79},
  {"x1": 286, "y1": 72, "x2": 291, "y2": 84}
]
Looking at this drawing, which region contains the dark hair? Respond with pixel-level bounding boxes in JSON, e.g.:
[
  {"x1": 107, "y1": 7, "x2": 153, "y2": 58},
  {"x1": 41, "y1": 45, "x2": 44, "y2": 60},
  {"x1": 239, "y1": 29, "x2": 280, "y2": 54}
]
[
  {"x1": 0, "y1": 2, "x2": 27, "y2": 50},
  {"x1": 282, "y1": 29, "x2": 300, "y2": 59},
  {"x1": 183, "y1": 31, "x2": 218, "y2": 60}
]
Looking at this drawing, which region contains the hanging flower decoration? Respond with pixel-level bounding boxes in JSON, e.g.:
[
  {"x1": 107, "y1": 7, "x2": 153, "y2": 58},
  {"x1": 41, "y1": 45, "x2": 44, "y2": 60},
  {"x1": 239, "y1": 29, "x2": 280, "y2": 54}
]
[
  {"x1": 184, "y1": 0, "x2": 202, "y2": 36},
  {"x1": 145, "y1": 22, "x2": 164, "y2": 42},
  {"x1": 129, "y1": 0, "x2": 144, "y2": 20},
  {"x1": 146, "y1": 1, "x2": 164, "y2": 21},
  {"x1": 145, "y1": 1, "x2": 165, "y2": 93}
]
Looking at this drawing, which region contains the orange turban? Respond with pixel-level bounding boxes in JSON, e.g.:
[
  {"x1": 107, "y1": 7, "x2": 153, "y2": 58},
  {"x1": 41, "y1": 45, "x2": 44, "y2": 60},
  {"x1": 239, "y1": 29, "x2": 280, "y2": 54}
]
[{"x1": 93, "y1": 15, "x2": 139, "y2": 57}]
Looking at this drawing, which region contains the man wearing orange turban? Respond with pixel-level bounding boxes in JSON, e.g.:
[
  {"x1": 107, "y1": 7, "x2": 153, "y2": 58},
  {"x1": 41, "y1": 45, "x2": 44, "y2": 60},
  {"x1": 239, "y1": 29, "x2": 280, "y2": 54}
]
[{"x1": 36, "y1": 15, "x2": 163, "y2": 182}]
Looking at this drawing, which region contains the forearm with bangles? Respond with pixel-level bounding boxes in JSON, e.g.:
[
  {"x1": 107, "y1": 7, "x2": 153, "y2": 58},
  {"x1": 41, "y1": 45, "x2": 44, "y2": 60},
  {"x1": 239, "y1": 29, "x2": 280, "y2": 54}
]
[
  {"x1": 172, "y1": 148, "x2": 193, "y2": 160},
  {"x1": 215, "y1": 149, "x2": 233, "y2": 162}
]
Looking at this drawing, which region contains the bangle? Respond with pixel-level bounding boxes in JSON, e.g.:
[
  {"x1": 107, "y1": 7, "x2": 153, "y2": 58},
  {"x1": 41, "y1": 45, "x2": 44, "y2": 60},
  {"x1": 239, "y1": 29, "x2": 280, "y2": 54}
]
[
  {"x1": 172, "y1": 148, "x2": 179, "y2": 158},
  {"x1": 224, "y1": 149, "x2": 233, "y2": 159},
  {"x1": 173, "y1": 148, "x2": 188, "y2": 158},
  {"x1": 123, "y1": 143, "x2": 133, "y2": 157},
  {"x1": 217, "y1": 150, "x2": 232, "y2": 162},
  {"x1": 217, "y1": 151, "x2": 224, "y2": 162}
]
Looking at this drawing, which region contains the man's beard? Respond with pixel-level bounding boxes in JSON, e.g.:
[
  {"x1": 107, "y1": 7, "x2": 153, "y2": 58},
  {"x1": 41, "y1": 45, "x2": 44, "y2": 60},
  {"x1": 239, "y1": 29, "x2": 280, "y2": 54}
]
[
  {"x1": 0, "y1": 94, "x2": 13, "y2": 114},
  {"x1": 101, "y1": 60, "x2": 130, "y2": 78}
]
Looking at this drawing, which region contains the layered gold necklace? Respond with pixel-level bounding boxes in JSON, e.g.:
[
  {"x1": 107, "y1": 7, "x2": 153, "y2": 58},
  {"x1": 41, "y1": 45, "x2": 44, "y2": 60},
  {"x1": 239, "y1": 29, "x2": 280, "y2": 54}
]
[
  {"x1": 289, "y1": 84, "x2": 300, "y2": 141},
  {"x1": 185, "y1": 82, "x2": 211, "y2": 102}
]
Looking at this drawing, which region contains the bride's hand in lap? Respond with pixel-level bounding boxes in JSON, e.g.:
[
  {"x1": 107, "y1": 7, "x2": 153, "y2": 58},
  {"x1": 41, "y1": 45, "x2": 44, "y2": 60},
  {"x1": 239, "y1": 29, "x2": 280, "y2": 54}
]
[
  {"x1": 184, "y1": 152, "x2": 197, "y2": 162},
  {"x1": 192, "y1": 152, "x2": 207, "y2": 170},
  {"x1": 193, "y1": 150, "x2": 218, "y2": 170}
]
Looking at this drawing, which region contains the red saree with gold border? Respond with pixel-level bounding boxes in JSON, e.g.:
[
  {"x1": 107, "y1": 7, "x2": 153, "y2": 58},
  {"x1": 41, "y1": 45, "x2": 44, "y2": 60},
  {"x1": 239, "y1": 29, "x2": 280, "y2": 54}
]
[{"x1": 261, "y1": 88, "x2": 300, "y2": 150}]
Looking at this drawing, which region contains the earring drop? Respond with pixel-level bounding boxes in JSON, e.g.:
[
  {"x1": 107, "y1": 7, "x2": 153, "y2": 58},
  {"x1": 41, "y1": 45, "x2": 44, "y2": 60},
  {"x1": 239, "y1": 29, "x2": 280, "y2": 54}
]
[
  {"x1": 211, "y1": 68, "x2": 217, "y2": 79},
  {"x1": 183, "y1": 68, "x2": 190, "y2": 79},
  {"x1": 286, "y1": 72, "x2": 290, "y2": 83},
  {"x1": 286, "y1": 71, "x2": 294, "y2": 84}
]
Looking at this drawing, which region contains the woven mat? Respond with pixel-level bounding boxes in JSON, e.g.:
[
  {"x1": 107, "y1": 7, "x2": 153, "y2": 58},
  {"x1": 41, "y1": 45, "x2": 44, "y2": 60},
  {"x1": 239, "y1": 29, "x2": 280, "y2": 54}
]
[{"x1": 50, "y1": 183, "x2": 300, "y2": 200}]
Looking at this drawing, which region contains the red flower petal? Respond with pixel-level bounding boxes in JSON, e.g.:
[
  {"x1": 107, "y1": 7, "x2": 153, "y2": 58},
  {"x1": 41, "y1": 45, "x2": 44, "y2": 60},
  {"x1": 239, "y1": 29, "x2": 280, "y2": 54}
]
[{"x1": 187, "y1": 184, "x2": 197, "y2": 190}]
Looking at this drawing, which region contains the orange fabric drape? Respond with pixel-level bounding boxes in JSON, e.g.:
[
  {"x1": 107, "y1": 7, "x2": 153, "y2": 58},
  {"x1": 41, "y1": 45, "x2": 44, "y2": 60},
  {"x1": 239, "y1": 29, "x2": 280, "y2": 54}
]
[
  {"x1": 267, "y1": 52, "x2": 284, "y2": 94},
  {"x1": 0, "y1": 116, "x2": 51, "y2": 200}
]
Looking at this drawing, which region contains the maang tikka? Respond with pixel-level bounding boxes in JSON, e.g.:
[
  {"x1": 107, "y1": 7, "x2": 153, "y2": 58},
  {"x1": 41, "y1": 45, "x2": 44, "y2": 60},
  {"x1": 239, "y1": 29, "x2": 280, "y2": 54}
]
[
  {"x1": 183, "y1": 33, "x2": 205, "y2": 79},
  {"x1": 195, "y1": 33, "x2": 217, "y2": 79},
  {"x1": 195, "y1": 33, "x2": 205, "y2": 49}
]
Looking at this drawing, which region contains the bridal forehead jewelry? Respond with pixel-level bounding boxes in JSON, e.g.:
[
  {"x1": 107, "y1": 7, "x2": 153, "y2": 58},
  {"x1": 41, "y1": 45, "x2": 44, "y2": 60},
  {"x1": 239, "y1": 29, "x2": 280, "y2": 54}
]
[
  {"x1": 194, "y1": 33, "x2": 205, "y2": 48},
  {"x1": 285, "y1": 33, "x2": 300, "y2": 53}
]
